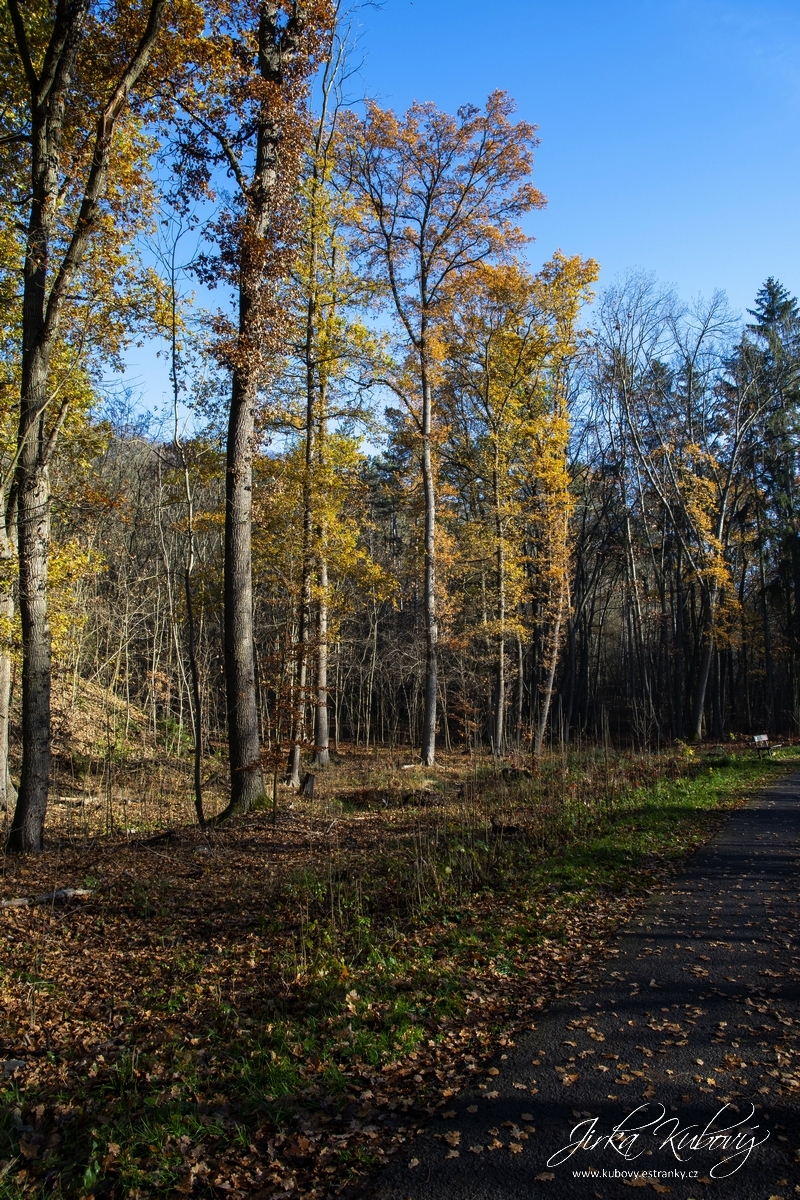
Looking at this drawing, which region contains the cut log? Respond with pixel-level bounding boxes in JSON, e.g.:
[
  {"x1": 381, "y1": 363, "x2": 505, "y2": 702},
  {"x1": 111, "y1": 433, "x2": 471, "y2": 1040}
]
[{"x1": 2, "y1": 887, "x2": 94, "y2": 909}]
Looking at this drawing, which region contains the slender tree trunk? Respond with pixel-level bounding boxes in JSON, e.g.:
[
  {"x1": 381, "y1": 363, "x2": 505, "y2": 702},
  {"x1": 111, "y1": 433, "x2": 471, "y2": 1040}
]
[
  {"x1": 286, "y1": 546, "x2": 311, "y2": 786},
  {"x1": 420, "y1": 367, "x2": 438, "y2": 765},
  {"x1": 7, "y1": 355, "x2": 52, "y2": 852},
  {"x1": 218, "y1": 1, "x2": 319, "y2": 816},
  {"x1": 494, "y1": 639, "x2": 505, "y2": 752},
  {"x1": 0, "y1": 493, "x2": 17, "y2": 814},
  {"x1": 689, "y1": 589, "x2": 715, "y2": 742},
  {"x1": 711, "y1": 645, "x2": 723, "y2": 739},
  {"x1": 493, "y1": 464, "x2": 505, "y2": 753},
  {"x1": 185, "y1": 569, "x2": 204, "y2": 826},
  {"x1": 534, "y1": 582, "x2": 565, "y2": 759},
  {"x1": 515, "y1": 632, "x2": 524, "y2": 747},
  {"x1": 756, "y1": 507, "x2": 774, "y2": 731},
  {"x1": 222, "y1": 366, "x2": 265, "y2": 814},
  {"x1": 673, "y1": 549, "x2": 685, "y2": 739},
  {"x1": 313, "y1": 550, "x2": 330, "y2": 765}
]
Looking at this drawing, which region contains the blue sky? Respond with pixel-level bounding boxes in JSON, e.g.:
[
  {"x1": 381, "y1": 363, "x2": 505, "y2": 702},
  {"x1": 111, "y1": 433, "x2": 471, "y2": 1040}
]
[
  {"x1": 125, "y1": 0, "x2": 800, "y2": 411},
  {"x1": 353, "y1": 0, "x2": 800, "y2": 311}
]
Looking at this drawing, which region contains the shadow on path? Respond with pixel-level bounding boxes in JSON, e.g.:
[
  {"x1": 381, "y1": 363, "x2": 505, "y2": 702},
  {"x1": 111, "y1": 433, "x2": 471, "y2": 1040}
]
[{"x1": 363, "y1": 771, "x2": 800, "y2": 1199}]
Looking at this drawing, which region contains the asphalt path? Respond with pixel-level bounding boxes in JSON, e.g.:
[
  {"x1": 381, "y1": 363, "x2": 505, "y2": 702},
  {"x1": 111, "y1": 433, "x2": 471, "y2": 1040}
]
[{"x1": 367, "y1": 770, "x2": 800, "y2": 1200}]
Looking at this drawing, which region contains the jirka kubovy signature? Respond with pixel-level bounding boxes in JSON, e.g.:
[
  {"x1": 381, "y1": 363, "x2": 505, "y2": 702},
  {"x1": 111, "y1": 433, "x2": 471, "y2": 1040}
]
[{"x1": 546, "y1": 1102, "x2": 770, "y2": 1178}]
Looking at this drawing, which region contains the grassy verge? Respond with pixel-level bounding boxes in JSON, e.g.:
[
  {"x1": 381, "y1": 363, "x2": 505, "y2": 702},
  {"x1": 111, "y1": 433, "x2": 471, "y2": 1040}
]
[{"x1": 0, "y1": 746, "x2": 796, "y2": 1199}]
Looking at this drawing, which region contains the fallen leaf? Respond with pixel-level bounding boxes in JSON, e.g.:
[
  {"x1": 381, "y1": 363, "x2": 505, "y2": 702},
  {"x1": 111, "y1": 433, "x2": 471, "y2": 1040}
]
[
  {"x1": 521, "y1": 1113, "x2": 534, "y2": 1122},
  {"x1": 468, "y1": 1144, "x2": 484, "y2": 1154},
  {"x1": 444, "y1": 1130, "x2": 461, "y2": 1147},
  {"x1": 535, "y1": 1171, "x2": 555, "y2": 1181},
  {"x1": 445, "y1": 1149, "x2": 459, "y2": 1159},
  {"x1": 408, "y1": 1158, "x2": 419, "y2": 1169},
  {"x1": 509, "y1": 1142, "x2": 523, "y2": 1153},
  {"x1": 467, "y1": 1105, "x2": 478, "y2": 1113},
  {"x1": 562, "y1": 1073, "x2": 579, "y2": 1086}
]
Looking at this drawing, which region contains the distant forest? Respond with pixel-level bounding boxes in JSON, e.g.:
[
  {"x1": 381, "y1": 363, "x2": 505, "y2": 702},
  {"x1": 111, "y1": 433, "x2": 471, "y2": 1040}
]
[{"x1": 64, "y1": 274, "x2": 800, "y2": 753}]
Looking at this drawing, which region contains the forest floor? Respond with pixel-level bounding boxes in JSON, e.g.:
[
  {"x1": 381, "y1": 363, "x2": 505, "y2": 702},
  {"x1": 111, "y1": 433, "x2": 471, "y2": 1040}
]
[{"x1": 0, "y1": 743, "x2": 797, "y2": 1200}]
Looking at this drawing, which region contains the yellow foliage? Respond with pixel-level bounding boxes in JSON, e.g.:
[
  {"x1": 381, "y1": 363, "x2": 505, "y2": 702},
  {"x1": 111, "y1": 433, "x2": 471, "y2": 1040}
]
[{"x1": 440, "y1": 253, "x2": 598, "y2": 646}]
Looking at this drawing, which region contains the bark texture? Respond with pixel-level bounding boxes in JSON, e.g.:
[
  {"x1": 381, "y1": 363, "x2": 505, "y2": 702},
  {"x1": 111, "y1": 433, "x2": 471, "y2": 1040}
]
[{"x1": 223, "y1": 369, "x2": 265, "y2": 812}]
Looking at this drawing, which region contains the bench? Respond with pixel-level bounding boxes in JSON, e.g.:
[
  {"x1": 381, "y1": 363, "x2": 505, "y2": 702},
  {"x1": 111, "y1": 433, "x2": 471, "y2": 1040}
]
[{"x1": 753, "y1": 734, "x2": 783, "y2": 757}]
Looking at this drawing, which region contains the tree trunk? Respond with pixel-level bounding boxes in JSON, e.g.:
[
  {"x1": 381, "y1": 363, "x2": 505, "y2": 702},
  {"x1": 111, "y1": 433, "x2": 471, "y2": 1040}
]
[
  {"x1": 514, "y1": 632, "x2": 524, "y2": 746},
  {"x1": 493, "y1": 468, "x2": 505, "y2": 753},
  {"x1": 218, "y1": 1, "x2": 317, "y2": 816},
  {"x1": 689, "y1": 592, "x2": 715, "y2": 742},
  {"x1": 286, "y1": 556, "x2": 310, "y2": 786},
  {"x1": 185, "y1": 568, "x2": 205, "y2": 827},
  {"x1": 420, "y1": 370, "x2": 438, "y2": 765},
  {"x1": 313, "y1": 551, "x2": 330, "y2": 765},
  {"x1": 533, "y1": 583, "x2": 565, "y2": 759},
  {"x1": 221, "y1": 369, "x2": 265, "y2": 815},
  {"x1": 5, "y1": 0, "x2": 167, "y2": 852},
  {"x1": 0, "y1": 493, "x2": 17, "y2": 814},
  {"x1": 673, "y1": 549, "x2": 685, "y2": 739},
  {"x1": 7, "y1": 450, "x2": 51, "y2": 853}
]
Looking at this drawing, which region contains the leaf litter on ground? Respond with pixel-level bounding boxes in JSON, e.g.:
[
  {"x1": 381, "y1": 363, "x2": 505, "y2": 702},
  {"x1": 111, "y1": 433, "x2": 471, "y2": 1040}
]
[{"x1": 0, "y1": 746, "x2": 794, "y2": 1198}]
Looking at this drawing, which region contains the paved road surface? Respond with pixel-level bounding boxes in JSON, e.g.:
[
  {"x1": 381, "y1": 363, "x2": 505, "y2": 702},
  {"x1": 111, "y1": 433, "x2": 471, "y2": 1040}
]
[{"x1": 367, "y1": 771, "x2": 800, "y2": 1200}]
